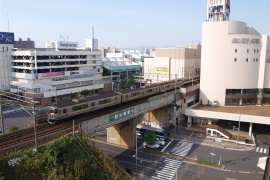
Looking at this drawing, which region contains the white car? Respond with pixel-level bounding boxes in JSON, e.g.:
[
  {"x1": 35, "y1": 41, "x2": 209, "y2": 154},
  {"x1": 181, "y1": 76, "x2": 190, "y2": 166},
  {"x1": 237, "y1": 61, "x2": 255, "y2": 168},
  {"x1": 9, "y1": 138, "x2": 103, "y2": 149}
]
[
  {"x1": 155, "y1": 139, "x2": 165, "y2": 146},
  {"x1": 146, "y1": 143, "x2": 160, "y2": 149}
]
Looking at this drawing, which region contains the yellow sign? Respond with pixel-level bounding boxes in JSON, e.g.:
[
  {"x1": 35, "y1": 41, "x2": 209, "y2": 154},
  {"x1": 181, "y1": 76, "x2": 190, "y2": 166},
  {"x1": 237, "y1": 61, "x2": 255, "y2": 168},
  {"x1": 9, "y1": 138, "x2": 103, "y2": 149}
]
[{"x1": 154, "y1": 67, "x2": 169, "y2": 74}]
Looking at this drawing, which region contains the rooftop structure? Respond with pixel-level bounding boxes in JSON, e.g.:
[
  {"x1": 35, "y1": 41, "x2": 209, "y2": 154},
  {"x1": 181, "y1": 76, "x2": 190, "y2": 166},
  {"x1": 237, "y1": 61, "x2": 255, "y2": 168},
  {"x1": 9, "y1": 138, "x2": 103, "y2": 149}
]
[{"x1": 10, "y1": 40, "x2": 105, "y2": 106}]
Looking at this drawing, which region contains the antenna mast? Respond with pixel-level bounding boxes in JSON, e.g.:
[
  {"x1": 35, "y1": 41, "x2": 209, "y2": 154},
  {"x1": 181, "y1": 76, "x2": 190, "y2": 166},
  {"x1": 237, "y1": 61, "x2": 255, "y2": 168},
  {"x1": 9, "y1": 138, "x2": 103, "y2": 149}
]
[
  {"x1": 92, "y1": 26, "x2": 95, "y2": 51},
  {"x1": 7, "y1": 14, "x2": 9, "y2": 32}
]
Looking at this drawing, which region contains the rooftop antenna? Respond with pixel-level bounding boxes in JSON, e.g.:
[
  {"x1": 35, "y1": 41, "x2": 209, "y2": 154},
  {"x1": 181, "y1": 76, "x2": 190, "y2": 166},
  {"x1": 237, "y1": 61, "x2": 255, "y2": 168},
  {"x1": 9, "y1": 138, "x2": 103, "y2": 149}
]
[
  {"x1": 92, "y1": 26, "x2": 95, "y2": 51},
  {"x1": 7, "y1": 14, "x2": 9, "y2": 32},
  {"x1": 92, "y1": 26, "x2": 94, "y2": 39}
]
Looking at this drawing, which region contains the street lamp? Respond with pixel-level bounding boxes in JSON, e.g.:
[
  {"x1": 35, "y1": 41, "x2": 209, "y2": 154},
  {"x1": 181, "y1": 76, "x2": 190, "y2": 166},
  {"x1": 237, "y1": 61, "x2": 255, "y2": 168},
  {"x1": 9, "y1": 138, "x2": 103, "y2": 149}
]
[
  {"x1": 236, "y1": 114, "x2": 241, "y2": 149},
  {"x1": 210, "y1": 138, "x2": 216, "y2": 163}
]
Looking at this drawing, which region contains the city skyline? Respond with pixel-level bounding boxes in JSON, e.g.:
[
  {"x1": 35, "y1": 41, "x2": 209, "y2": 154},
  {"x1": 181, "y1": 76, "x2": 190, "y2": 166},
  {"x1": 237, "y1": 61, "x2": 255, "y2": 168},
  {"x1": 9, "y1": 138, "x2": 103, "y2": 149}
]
[{"x1": 0, "y1": 0, "x2": 269, "y2": 49}]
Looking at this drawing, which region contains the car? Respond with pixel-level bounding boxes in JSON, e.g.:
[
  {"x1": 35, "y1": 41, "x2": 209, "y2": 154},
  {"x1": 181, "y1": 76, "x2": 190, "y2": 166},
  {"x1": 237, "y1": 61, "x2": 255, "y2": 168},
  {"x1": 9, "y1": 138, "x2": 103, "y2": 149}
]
[
  {"x1": 146, "y1": 143, "x2": 160, "y2": 149},
  {"x1": 155, "y1": 139, "x2": 166, "y2": 146}
]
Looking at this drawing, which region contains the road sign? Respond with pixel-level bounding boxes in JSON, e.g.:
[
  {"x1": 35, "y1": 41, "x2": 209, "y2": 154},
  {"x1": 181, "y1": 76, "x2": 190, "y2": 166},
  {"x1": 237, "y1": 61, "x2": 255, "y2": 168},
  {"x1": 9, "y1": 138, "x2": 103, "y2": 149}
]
[{"x1": 109, "y1": 108, "x2": 135, "y2": 122}]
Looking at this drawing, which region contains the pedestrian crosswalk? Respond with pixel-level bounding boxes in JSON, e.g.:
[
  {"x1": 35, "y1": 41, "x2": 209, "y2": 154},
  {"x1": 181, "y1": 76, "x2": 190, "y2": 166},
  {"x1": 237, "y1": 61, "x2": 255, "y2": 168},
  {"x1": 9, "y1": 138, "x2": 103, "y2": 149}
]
[
  {"x1": 256, "y1": 147, "x2": 269, "y2": 154},
  {"x1": 171, "y1": 141, "x2": 193, "y2": 157},
  {"x1": 151, "y1": 158, "x2": 182, "y2": 180}
]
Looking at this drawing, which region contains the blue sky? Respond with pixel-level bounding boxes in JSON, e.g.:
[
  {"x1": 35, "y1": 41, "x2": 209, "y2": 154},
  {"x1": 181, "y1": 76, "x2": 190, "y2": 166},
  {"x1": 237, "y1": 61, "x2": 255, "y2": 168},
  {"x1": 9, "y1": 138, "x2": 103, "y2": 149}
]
[{"x1": 0, "y1": 0, "x2": 269, "y2": 48}]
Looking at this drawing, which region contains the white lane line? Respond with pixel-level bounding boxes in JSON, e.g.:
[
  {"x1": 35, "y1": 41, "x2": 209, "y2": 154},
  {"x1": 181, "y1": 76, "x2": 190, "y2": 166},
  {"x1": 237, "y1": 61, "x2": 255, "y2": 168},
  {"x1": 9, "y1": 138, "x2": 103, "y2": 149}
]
[
  {"x1": 225, "y1": 178, "x2": 237, "y2": 180},
  {"x1": 161, "y1": 138, "x2": 174, "y2": 152},
  {"x1": 256, "y1": 147, "x2": 259, "y2": 152},
  {"x1": 264, "y1": 148, "x2": 267, "y2": 153},
  {"x1": 260, "y1": 148, "x2": 263, "y2": 153},
  {"x1": 238, "y1": 171, "x2": 251, "y2": 174}
]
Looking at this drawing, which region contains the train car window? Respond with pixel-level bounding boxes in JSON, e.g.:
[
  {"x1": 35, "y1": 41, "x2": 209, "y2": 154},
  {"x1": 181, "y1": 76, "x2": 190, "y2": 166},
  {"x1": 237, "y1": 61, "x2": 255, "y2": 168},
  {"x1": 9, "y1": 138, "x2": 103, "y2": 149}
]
[
  {"x1": 49, "y1": 108, "x2": 58, "y2": 113},
  {"x1": 126, "y1": 95, "x2": 128, "y2": 98},
  {"x1": 142, "y1": 91, "x2": 144, "y2": 95},
  {"x1": 99, "y1": 98, "x2": 112, "y2": 104},
  {"x1": 63, "y1": 109, "x2": 67, "y2": 113},
  {"x1": 80, "y1": 103, "x2": 88, "y2": 109},
  {"x1": 114, "y1": 97, "x2": 118, "y2": 101},
  {"x1": 91, "y1": 102, "x2": 95, "y2": 106},
  {"x1": 72, "y1": 105, "x2": 80, "y2": 111},
  {"x1": 146, "y1": 89, "x2": 153, "y2": 93}
]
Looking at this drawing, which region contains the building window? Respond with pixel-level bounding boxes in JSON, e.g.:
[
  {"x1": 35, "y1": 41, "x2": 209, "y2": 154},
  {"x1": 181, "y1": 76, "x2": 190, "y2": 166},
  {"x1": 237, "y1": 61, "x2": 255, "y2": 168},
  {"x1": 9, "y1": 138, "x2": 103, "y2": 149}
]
[
  {"x1": 93, "y1": 66, "x2": 96, "y2": 69},
  {"x1": 234, "y1": 58, "x2": 237, "y2": 62},
  {"x1": 6, "y1": 47, "x2": 8, "y2": 51},
  {"x1": 254, "y1": 49, "x2": 256, "y2": 53},
  {"x1": 257, "y1": 49, "x2": 259, "y2": 53},
  {"x1": 247, "y1": 49, "x2": 249, "y2": 53},
  {"x1": 246, "y1": 58, "x2": 248, "y2": 62},
  {"x1": 235, "y1": 49, "x2": 237, "y2": 53},
  {"x1": 253, "y1": 58, "x2": 255, "y2": 62},
  {"x1": 92, "y1": 55, "x2": 96, "y2": 58},
  {"x1": 93, "y1": 60, "x2": 96, "y2": 64},
  {"x1": 256, "y1": 58, "x2": 258, "y2": 62}
]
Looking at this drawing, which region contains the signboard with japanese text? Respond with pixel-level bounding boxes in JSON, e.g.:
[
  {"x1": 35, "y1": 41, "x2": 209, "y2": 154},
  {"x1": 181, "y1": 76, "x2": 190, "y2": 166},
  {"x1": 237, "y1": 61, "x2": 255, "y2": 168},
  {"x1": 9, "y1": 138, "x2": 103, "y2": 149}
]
[
  {"x1": 0, "y1": 32, "x2": 14, "y2": 44},
  {"x1": 109, "y1": 108, "x2": 135, "y2": 122},
  {"x1": 153, "y1": 66, "x2": 169, "y2": 74}
]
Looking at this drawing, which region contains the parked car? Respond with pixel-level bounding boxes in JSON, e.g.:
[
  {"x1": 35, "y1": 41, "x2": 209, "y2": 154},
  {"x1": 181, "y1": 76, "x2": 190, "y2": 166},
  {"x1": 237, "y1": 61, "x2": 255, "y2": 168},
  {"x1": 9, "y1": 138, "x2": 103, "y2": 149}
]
[
  {"x1": 146, "y1": 143, "x2": 160, "y2": 149},
  {"x1": 155, "y1": 138, "x2": 165, "y2": 146}
]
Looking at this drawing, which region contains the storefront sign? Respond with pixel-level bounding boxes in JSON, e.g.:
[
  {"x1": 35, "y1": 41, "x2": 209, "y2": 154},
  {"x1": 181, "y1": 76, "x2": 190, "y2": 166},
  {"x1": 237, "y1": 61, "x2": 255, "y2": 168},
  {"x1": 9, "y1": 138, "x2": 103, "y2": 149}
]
[{"x1": 42, "y1": 72, "x2": 64, "y2": 77}]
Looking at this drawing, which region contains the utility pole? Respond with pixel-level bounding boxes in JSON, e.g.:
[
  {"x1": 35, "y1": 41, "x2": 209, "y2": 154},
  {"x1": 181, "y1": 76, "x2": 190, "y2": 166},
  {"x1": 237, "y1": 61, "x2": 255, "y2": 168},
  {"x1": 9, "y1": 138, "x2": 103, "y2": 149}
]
[
  {"x1": 33, "y1": 101, "x2": 38, "y2": 151},
  {"x1": 236, "y1": 114, "x2": 241, "y2": 149},
  {"x1": 135, "y1": 131, "x2": 138, "y2": 176},
  {"x1": 0, "y1": 92, "x2": 4, "y2": 134}
]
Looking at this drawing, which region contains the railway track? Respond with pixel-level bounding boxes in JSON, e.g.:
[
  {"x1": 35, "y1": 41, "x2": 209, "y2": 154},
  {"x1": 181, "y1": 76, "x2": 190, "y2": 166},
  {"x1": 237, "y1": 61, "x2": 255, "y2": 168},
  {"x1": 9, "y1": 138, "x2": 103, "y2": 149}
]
[{"x1": 0, "y1": 98, "x2": 148, "y2": 154}]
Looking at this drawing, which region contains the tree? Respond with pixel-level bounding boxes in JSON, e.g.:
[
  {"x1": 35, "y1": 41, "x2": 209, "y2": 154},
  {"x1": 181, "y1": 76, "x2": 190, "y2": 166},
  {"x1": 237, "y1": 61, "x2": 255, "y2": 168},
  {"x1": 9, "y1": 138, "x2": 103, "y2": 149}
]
[
  {"x1": 144, "y1": 130, "x2": 156, "y2": 145},
  {"x1": 120, "y1": 80, "x2": 126, "y2": 89},
  {"x1": 127, "y1": 76, "x2": 135, "y2": 87}
]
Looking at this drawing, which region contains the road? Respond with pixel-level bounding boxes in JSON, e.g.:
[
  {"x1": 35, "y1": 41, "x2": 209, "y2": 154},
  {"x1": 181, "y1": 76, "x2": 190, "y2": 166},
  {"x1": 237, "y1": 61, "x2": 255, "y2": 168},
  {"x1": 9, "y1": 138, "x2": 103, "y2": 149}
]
[{"x1": 93, "y1": 140, "x2": 264, "y2": 180}]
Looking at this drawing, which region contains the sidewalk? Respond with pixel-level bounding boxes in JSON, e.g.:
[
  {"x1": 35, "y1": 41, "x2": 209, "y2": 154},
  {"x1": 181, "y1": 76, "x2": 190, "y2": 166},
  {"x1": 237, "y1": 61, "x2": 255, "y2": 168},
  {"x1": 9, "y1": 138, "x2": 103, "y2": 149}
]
[{"x1": 169, "y1": 126, "x2": 255, "y2": 151}]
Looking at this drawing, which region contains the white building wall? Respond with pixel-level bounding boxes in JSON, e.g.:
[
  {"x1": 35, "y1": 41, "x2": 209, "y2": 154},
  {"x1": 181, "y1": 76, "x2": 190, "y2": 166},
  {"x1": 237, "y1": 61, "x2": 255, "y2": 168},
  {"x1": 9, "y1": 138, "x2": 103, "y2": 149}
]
[
  {"x1": 144, "y1": 56, "x2": 200, "y2": 83},
  {"x1": 0, "y1": 44, "x2": 13, "y2": 90},
  {"x1": 263, "y1": 36, "x2": 270, "y2": 88},
  {"x1": 200, "y1": 21, "x2": 265, "y2": 106}
]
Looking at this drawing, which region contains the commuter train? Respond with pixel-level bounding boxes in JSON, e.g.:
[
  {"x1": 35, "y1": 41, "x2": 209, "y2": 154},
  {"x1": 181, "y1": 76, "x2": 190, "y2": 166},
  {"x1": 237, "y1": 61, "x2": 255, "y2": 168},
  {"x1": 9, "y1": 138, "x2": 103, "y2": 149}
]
[{"x1": 47, "y1": 77, "x2": 197, "y2": 124}]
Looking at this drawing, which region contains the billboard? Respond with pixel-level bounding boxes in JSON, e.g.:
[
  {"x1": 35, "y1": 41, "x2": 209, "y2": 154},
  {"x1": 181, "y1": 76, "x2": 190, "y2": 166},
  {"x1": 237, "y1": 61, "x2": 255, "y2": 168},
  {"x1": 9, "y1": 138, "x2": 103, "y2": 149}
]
[
  {"x1": 208, "y1": 0, "x2": 224, "y2": 7},
  {"x1": 0, "y1": 32, "x2": 14, "y2": 44},
  {"x1": 154, "y1": 67, "x2": 169, "y2": 74}
]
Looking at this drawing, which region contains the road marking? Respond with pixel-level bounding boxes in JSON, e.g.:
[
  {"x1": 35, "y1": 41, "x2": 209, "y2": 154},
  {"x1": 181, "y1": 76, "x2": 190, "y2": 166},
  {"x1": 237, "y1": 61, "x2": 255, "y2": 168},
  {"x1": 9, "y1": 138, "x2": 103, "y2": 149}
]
[
  {"x1": 264, "y1": 148, "x2": 267, "y2": 153},
  {"x1": 161, "y1": 138, "x2": 173, "y2": 152},
  {"x1": 187, "y1": 131, "x2": 194, "y2": 141},
  {"x1": 256, "y1": 147, "x2": 259, "y2": 152},
  {"x1": 151, "y1": 158, "x2": 182, "y2": 180},
  {"x1": 172, "y1": 141, "x2": 193, "y2": 157},
  {"x1": 225, "y1": 178, "x2": 237, "y2": 180},
  {"x1": 260, "y1": 148, "x2": 263, "y2": 153},
  {"x1": 238, "y1": 171, "x2": 250, "y2": 174}
]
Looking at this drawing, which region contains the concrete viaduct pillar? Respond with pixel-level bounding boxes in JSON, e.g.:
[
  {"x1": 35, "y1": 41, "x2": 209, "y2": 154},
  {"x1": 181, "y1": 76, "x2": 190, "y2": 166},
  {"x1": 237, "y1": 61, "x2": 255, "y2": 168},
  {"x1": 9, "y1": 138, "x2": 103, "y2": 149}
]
[{"x1": 107, "y1": 115, "x2": 143, "y2": 148}]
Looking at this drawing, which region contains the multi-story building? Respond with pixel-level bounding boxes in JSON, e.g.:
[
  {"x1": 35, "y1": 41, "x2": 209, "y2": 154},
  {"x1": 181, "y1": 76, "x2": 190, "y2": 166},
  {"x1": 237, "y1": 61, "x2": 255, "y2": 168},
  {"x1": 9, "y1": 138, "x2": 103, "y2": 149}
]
[
  {"x1": 185, "y1": 0, "x2": 270, "y2": 135},
  {"x1": 10, "y1": 41, "x2": 104, "y2": 106},
  {"x1": 0, "y1": 32, "x2": 14, "y2": 90},
  {"x1": 144, "y1": 45, "x2": 201, "y2": 83}
]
